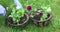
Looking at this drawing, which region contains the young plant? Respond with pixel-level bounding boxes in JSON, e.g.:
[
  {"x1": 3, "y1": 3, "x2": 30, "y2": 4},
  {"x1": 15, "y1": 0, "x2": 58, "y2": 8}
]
[
  {"x1": 30, "y1": 5, "x2": 51, "y2": 21},
  {"x1": 39, "y1": 5, "x2": 51, "y2": 21},
  {"x1": 9, "y1": 8, "x2": 24, "y2": 24}
]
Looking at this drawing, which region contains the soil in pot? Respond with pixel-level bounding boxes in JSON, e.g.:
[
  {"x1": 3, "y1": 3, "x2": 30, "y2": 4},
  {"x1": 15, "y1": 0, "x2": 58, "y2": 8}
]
[
  {"x1": 32, "y1": 14, "x2": 52, "y2": 27},
  {"x1": 6, "y1": 13, "x2": 29, "y2": 27}
]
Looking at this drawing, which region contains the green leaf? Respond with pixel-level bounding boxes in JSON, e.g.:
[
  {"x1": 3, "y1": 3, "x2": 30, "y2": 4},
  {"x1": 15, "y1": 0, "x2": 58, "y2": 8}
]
[
  {"x1": 9, "y1": 9, "x2": 25, "y2": 24},
  {"x1": 40, "y1": 13, "x2": 47, "y2": 21}
]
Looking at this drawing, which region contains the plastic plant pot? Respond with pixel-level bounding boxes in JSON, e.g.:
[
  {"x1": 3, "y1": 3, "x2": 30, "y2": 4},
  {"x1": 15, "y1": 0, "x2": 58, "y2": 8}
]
[
  {"x1": 6, "y1": 13, "x2": 29, "y2": 27},
  {"x1": 32, "y1": 13, "x2": 52, "y2": 27}
]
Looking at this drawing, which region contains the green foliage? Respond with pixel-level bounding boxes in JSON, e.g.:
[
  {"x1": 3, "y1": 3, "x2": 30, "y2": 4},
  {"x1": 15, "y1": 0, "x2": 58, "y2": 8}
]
[
  {"x1": 24, "y1": 0, "x2": 51, "y2": 21},
  {"x1": 0, "y1": 0, "x2": 7, "y2": 8},
  {"x1": 0, "y1": 0, "x2": 60, "y2": 32},
  {"x1": 40, "y1": 5, "x2": 51, "y2": 21},
  {"x1": 30, "y1": 5, "x2": 51, "y2": 21},
  {"x1": 9, "y1": 8, "x2": 24, "y2": 23},
  {"x1": 0, "y1": 0, "x2": 14, "y2": 8},
  {"x1": 40, "y1": 12, "x2": 48, "y2": 21}
]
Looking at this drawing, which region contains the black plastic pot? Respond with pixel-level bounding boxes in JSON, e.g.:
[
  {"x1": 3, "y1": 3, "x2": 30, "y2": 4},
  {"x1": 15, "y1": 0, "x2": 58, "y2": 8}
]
[
  {"x1": 6, "y1": 13, "x2": 29, "y2": 27},
  {"x1": 32, "y1": 13, "x2": 52, "y2": 27}
]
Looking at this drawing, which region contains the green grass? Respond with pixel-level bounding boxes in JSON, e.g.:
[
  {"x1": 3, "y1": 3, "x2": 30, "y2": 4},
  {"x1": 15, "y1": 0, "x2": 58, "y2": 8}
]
[{"x1": 0, "y1": 0, "x2": 60, "y2": 32}]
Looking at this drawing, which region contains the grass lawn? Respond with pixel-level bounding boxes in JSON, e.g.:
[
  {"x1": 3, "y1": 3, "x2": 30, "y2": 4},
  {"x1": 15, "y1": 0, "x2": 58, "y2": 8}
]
[{"x1": 0, "y1": 0, "x2": 60, "y2": 32}]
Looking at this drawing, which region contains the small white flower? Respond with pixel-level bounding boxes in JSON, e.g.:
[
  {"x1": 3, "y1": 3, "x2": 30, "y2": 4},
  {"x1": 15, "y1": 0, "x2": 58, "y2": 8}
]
[
  {"x1": 30, "y1": 15, "x2": 34, "y2": 18},
  {"x1": 46, "y1": 7, "x2": 51, "y2": 12},
  {"x1": 16, "y1": 5, "x2": 20, "y2": 9},
  {"x1": 37, "y1": 10, "x2": 42, "y2": 12},
  {"x1": 34, "y1": 9, "x2": 37, "y2": 11},
  {"x1": 6, "y1": 7, "x2": 9, "y2": 10}
]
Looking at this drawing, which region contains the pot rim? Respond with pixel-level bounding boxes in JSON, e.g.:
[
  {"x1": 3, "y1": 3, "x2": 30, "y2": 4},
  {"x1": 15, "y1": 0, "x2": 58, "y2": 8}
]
[
  {"x1": 32, "y1": 14, "x2": 52, "y2": 22},
  {"x1": 7, "y1": 13, "x2": 29, "y2": 26}
]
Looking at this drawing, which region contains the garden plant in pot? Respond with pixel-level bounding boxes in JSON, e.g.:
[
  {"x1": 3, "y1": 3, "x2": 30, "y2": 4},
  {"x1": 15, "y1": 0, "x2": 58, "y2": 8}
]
[
  {"x1": 30, "y1": 5, "x2": 52, "y2": 27},
  {"x1": 6, "y1": 8, "x2": 29, "y2": 27}
]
